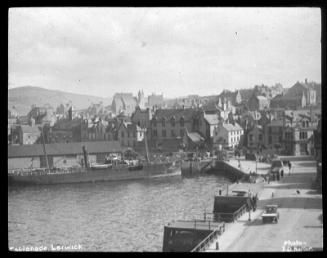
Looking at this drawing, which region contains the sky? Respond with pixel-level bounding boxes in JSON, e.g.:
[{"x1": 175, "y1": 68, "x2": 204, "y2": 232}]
[{"x1": 9, "y1": 7, "x2": 321, "y2": 99}]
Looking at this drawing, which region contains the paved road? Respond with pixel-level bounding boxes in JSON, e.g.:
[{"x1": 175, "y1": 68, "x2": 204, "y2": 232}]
[{"x1": 206, "y1": 157, "x2": 323, "y2": 252}]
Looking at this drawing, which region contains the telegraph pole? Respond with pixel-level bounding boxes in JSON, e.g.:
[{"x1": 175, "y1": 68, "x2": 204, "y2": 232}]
[{"x1": 41, "y1": 126, "x2": 50, "y2": 171}]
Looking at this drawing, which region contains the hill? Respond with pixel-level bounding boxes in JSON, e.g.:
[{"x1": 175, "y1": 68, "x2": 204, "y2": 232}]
[{"x1": 8, "y1": 86, "x2": 112, "y2": 116}]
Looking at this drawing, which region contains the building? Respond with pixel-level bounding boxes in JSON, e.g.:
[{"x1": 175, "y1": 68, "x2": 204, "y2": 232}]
[
  {"x1": 8, "y1": 141, "x2": 124, "y2": 170},
  {"x1": 117, "y1": 122, "x2": 146, "y2": 148},
  {"x1": 150, "y1": 108, "x2": 205, "y2": 151},
  {"x1": 112, "y1": 93, "x2": 138, "y2": 116},
  {"x1": 148, "y1": 93, "x2": 164, "y2": 108},
  {"x1": 131, "y1": 107, "x2": 152, "y2": 129},
  {"x1": 284, "y1": 79, "x2": 317, "y2": 106},
  {"x1": 50, "y1": 118, "x2": 88, "y2": 143},
  {"x1": 16, "y1": 125, "x2": 42, "y2": 145},
  {"x1": 264, "y1": 120, "x2": 284, "y2": 152},
  {"x1": 247, "y1": 124, "x2": 264, "y2": 151},
  {"x1": 247, "y1": 95, "x2": 269, "y2": 111},
  {"x1": 270, "y1": 94, "x2": 306, "y2": 110},
  {"x1": 218, "y1": 90, "x2": 242, "y2": 106},
  {"x1": 213, "y1": 121, "x2": 244, "y2": 149}
]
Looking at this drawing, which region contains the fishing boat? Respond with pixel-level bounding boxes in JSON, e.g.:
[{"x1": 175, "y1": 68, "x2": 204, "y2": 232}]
[{"x1": 8, "y1": 130, "x2": 181, "y2": 185}]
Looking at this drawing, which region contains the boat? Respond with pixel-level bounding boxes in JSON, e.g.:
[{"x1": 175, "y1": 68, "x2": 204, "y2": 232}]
[{"x1": 8, "y1": 130, "x2": 181, "y2": 185}]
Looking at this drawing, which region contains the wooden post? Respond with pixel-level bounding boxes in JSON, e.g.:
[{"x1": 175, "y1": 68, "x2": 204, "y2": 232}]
[{"x1": 41, "y1": 126, "x2": 50, "y2": 171}]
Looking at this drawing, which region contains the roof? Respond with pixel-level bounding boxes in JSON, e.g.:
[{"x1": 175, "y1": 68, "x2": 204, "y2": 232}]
[
  {"x1": 113, "y1": 93, "x2": 137, "y2": 108},
  {"x1": 204, "y1": 114, "x2": 219, "y2": 125},
  {"x1": 256, "y1": 95, "x2": 268, "y2": 101},
  {"x1": 8, "y1": 141, "x2": 124, "y2": 158},
  {"x1": 187, "y1": 132, "x2": 205, "y2": 143},
  {"x1": 268, "y1": 120, "x2": 284, "y2": 127},
  {"x1": 222, "y1": 122, "x2": 243, "y2": 131},
  {"x1": 20, "y1": 125, "x2": 41, "y2": 134},
  {"x1": 153, "y1": 108, "x2": 199, "y2": 121}
]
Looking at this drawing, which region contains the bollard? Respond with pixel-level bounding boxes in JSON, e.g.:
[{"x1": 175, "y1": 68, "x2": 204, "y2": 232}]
[{"x1": 216, "y1": 241, "x2": 219, "y2": 250}]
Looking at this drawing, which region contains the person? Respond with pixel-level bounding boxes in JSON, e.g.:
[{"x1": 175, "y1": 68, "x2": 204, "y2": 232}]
[
  {"x1": 281, "y1": 168, "x2": 284, "y2": 178},
  {"x1": 288, "y1": 161, "x2": 292, "y2": 175}
]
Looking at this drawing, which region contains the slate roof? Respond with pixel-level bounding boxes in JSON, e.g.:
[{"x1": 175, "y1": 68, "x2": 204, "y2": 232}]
[
  {"x1": 152, "y1": 108, "x2": 199, "y2": 122},
  {"x1": 204, "y1": 114, "x2": 219, "y2": 125},
  {"x1": 20, "y1": 125, "x2": 41, "y2": 134},
  {"x1": 223, "y1": 122, "x2": 243, "y2": 131},
  {"x1": 8, "y1": 141, "x2": 124, "y2": 158}
]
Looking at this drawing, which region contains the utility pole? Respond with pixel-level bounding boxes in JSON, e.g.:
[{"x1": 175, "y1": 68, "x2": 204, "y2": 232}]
[{"x1": 41, "y1": 126, "x2": 50, "y2": 171}]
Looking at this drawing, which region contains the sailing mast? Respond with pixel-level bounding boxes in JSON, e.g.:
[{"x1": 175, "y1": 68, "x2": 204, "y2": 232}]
[
  {"x1": 144, "y1": 128, "x2": 150, "y2": 163},
  {"x1": 41, "y1": 126, "x2": 50, "y2": 171}
]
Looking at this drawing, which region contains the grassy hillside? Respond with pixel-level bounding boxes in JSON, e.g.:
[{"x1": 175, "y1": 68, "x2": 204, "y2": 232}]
[{"x1": 8, "y1": 86, "x2": 112, "y2": 116}]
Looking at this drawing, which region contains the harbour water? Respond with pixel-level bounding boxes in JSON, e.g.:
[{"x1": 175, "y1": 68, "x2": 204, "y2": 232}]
[{"x1": 8, "y1": 175, "x2": 231, "y2": 252}]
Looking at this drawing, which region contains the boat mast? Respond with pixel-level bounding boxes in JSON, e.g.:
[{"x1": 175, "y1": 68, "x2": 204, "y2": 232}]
[
  {"x1": 41, "y1": 126, "x2": 50, "y2": 171},
  {"x1": 144, "y1": 128, "x2": 150, "y2": 163}
]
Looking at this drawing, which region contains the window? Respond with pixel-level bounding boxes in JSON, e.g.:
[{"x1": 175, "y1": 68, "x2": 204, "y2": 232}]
[
  {"x1": 180, "y1": 117, "x2": 184, "y2": 127},
  {"x1": 180, "y1": 129, "x2": 184, "y2": 137},
  {"x1": 259, "y1": 134, "x2": 263, "y2": 141},
  {"x1": 278, "y1": 136, "x2": 282, "y2": 143},
  {"x1": 302, "y1": 121, "x2": 305, "y2": 128},
  {"x1": 269, "y1": 127, "x2": 272, "y2": 134},
  {"x1": 171, "y1": 130, "x2": 175, "y2": 137},
  {"x1": 133, "y1": 131, "x2": 136, "y2": 138},
  {"x1": 127, "y1": 131, "x2": 130, "y2": 138},
  {"x1": 306, "y1": 121, "x2": 309, "y2": 127},
  {"x1": 138, "y1": 121, "x2": 141, "y2": 127},
  {"x1": 162, "y1": 130, "x2": 166, "y2": 137},
  {"x1": 121, "y1": 131, "x2": 124, "y2": 138},
  {"x1": 249, "y1": 134, "x2": 253, "y2": 142},
  {"x1": 171, "y1": 118, "x2": 175, "y2": 127},
  {"x1": 152, "y1": 119, "x2": 157, "y2": 127},
  {"x1": 162, "y1": 118, "x2": 166, "y2": 127},
  {"x1": 269, "y1": 136, "x2": 272, "y2": 144},
  {"x1": 153, "y1": 130, "x2": 157, "y2": 137}
]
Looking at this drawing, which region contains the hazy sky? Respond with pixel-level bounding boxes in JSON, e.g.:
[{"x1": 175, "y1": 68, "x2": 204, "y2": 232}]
[{"x1": 9, "y1": 7, "x2": 321, "y2": 99}]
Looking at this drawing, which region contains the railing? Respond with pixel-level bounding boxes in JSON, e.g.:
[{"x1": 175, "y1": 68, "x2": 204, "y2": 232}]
[
  {"x1": 8, "y1": 167, "x2": 87, "y2": 176},
  {"x1": 191, "y1": 222, "x2": 225, "y2": 252},
  {"x1": 212, "y1": 204, "x2": 248, "y2": 223}
]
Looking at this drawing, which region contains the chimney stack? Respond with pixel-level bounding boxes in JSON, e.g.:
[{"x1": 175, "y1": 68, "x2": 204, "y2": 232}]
[{"x1": 305, "y1": 78, "x2": 308, "y2": 84}]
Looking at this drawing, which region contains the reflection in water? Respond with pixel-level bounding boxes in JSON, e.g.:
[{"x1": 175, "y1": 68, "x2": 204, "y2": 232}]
[{"x1": 8, "y1": 175, "x2": 230, "y2": 251}]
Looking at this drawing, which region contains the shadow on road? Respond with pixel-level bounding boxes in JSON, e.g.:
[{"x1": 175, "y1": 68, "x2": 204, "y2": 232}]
[
  {"x1": 264, "y1": 183, "x2": 311, "y2": 190},
  {"x1": 257, "y1": 197, "x2": 322, "y2": 209},
  {"x1": 295, "y1": 162, "x2": 317, "y2": 168}
]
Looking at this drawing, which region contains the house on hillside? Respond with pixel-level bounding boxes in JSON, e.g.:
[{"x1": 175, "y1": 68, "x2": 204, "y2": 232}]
[
  {"x1": 284, "y1": 79, "x2": 317, "y2": 106},
  {"x1": 213, "y1": 121, "x2": 244, "y2": 149},
  {"x1": 112, "y1": 91, "x2": 145, "y2": 116},
  {"x1": 247, "y1": 95, "x2": 269, "y2": 111}
]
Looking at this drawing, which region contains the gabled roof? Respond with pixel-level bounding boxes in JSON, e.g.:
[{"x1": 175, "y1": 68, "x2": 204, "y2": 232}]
[
  {"x1": 20, "y1": 125, "x2": 41, "y2": 134},
  {"x1": 222, "y1": 122, "x2": 243, "y2": 131},
  {"x1": 204, "y1": 114, "x2": 219, "y2": 125},
  {"x1": 8, "y1": 141, "x2": 124, "y2": 158},
  {"x1": 153, "y1": 108, "x2": 199, "y2": 121}
]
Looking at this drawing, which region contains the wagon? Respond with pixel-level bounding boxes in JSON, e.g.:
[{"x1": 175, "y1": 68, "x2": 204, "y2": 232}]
[{"x1": 261, "y1": 205, "x2": 279, "y2": 223}]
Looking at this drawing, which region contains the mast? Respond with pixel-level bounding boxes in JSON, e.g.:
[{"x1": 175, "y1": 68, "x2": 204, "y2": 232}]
[
  {"x1": 144, "y1": 128, "x2": 150, "y2": 163},
  {"x1": 41, "y1": 126, "x2": 50, "y2": 171}
]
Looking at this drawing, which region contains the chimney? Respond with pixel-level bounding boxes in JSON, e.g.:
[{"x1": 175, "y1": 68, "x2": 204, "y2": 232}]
[{"x1": 305, "y1": 78, "x2": 308, "y2": 84}]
